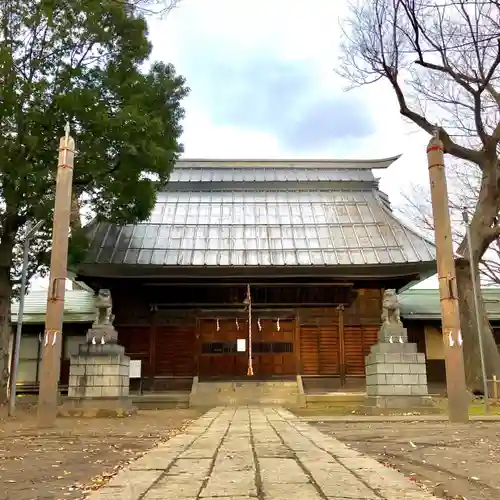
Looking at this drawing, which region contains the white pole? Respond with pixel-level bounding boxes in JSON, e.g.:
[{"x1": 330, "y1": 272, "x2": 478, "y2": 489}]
[{"x1": 8, "y1": 220, "x2": 43, "y2": 416}]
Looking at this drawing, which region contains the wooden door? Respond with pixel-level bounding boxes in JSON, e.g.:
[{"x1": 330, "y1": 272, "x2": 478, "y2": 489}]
[
  {"x1": 252, "y1": 319, "x2": 295, "y2": 376},
  {"x1": 343, "y1": 325, "x2": 379, "y2": 376},
  {"x1": 300, "y1": 325, "x2": 340, "y2": 375},
  {"x1": 155, "y1": 325, "x2": 196, "y2": 376},
  {"x1": 198, "y1": 318, "x2": 248, "y2": 378}
]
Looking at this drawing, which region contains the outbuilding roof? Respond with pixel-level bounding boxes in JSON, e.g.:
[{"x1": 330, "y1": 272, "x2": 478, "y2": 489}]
[{"x1": 82, "y1": 158, "x2": 436, "y2": 271}]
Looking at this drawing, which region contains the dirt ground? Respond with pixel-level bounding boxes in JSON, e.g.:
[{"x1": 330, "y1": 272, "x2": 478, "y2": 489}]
[
  {"x1": 0, "y1": 404, "x2": 202, "y2": 500},
  {"x1": 314, "y1": 420, "x2": 500, "y2": 500}
]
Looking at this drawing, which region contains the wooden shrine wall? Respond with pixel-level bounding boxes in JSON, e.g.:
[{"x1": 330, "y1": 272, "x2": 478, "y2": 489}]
[{"x1": 109, "y1": 284, "x2": 383, "y2": 380}]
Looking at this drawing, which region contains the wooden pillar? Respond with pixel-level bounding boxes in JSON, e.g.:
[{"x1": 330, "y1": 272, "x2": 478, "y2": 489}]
[
  {"x1": 427, "y1": 132, "x2": 469, "y2": 423},
  {"x1": 149, "y1": 309, "x2": 157, "y2": 390},
  {"x1": 338, "y1": 305, "x2": 346, "y2": 387},
  {"x1": 294, "y1": 311, "x2": 301, "y2": 374}
]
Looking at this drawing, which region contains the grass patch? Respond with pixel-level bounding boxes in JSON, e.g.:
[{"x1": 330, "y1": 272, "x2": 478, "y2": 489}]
[{"x1": 291, "y1": 398, "x2": 500, "y2": 417}]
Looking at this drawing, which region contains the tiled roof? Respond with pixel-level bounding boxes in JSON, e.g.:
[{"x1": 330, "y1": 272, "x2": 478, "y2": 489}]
[
  {"x1": 400, "y1": 288, "x2": 500, "y2": 320},
  {"x1": 84, "y1": 158, "x2": 436, "y2": 268},
  {"x1": 11, "y1": 289, "x2": 95, "y2": 324},
  {"x1": 168, "y1": 167, "x2": 376, "y2": 183}
]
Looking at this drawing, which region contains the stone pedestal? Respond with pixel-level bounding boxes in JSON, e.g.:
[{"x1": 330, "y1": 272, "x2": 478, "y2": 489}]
[
  {"x1": 60, "y1": 326, "x2": 136, "y2": 417},
  {"x1": 364, "y1": 324, "x2": 434, "y2": 413}
]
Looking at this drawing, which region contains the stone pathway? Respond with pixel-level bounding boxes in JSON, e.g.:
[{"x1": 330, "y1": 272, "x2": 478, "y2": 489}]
[{"x1": 87, "y1": 407, "x2": 440, "y2": 500}]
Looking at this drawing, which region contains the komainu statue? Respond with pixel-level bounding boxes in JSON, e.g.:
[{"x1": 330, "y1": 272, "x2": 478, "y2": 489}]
[
  {"x1": 93, "y1": 289, "x2": 115, "y2": 327},
  {"x1": 381, "y1": 289, "x2": 402, "y2": 326}
]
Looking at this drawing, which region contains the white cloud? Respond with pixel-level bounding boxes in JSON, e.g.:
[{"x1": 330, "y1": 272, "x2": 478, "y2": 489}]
[
  {"x1": 26, "y1": 1, "x2": 438, "y2": 292},
  {"x1": 148, "y1": 0, "x2": 432, "y2": 198}
]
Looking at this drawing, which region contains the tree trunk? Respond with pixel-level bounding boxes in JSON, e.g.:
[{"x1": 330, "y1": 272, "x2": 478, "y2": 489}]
[
  {"x1": 456, "y1": 258, "x2": 500, "y2": 393},
  {"x1": 0, "y1": 262, "x2": 12, "y2": 404}
]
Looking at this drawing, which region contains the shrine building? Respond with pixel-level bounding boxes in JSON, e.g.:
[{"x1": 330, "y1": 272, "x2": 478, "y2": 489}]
[{"x1": 74, "y1": 158, "x2": 437, "y2": 393}]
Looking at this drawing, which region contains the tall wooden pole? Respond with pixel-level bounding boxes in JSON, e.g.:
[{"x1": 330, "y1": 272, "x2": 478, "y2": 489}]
[
  {"x1": 37, "y1": 123, "x2": 75, "y2": 427},
  {"x1": 426, "y1": 131, "x2": 469, "y2": 423}
]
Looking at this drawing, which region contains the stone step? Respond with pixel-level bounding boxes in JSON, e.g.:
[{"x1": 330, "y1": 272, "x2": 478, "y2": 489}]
[{"x1": 190, "y1": 380, "x2": 303, "y2": 408}]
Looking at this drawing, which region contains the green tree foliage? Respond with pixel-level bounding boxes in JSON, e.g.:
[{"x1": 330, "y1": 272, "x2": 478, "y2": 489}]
[{"x1": 0, "y1": 0, "x2": 189, "y2": 401}]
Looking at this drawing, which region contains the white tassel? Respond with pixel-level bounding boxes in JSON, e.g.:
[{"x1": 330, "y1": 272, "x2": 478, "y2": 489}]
[
  {"x1": 448, "y1": 332, "x2": 455, "y2": 347},
  {"x1": 216, "y1": 318, "x2": 220, "y2": 331},
  {"x1": 399, "y1": 336, "x2": 403, "y2": 343},
  {"x1": 51, "y1": 331, "x2": 57, "y2": 346},
  {"x1": 458, "y1": 330, "x2": 463, "y2": 346},
  {"x1": 92, "y1": 336, "x2": 96, "y2": 345},
  {"x1": 276, "y1": 317, "x2": 280, "y2": 331},
  {"x1": 389, "y1": 336, "x2": 393, "y2": 343},
  {"x1": 44, "y1": 333, "x2": 48, "y2": 346},
  {"x1": 257, "y1": 318, "x2": 262, "y2": 331},
  {"x1": 236, "y1": 318, "x2": 240, "y2": 330},
  {"x1": 101, "y1": 336, "x2": 106, "y2": 345}
]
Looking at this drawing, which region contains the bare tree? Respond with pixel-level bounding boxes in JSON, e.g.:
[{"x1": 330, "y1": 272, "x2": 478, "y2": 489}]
[
  {"x1": 398, "y1": 162, "x2": 500, "y2": 285},
  {"x1": 126, "y1": 0, "x2": 182, "y2": 17},
  {"x1": 338, "y1": 0, "x2": 500, "y2": 391}
]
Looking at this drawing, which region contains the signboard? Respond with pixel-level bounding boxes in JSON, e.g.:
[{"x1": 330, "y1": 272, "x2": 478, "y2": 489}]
[
  {"x1": 237, "y1": 338, "x2": 246, "y2": 352},
  {"x1": 129, "y1": 359, "x2": 142, "y2": 379}
]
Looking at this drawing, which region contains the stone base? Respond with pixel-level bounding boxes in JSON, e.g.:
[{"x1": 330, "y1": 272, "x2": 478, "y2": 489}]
[
  {"x1": 58, "y1": 398, "x2": 137, "y2": 418},
  {"x1": 365, "y1": 339, "x2": 433, "y2": 412},
  {"x1": 378, "y1": 323, "x2": 408, "y2": 343},
  {"x1": 85, "y1": 324, "x2": 119, "y2": 345},
  {"x1": 68, "y1": 352, "x2": 130, "y2": 408},
  {"x1": 363, "y1": 395, "x2": 437, "y2": 413}
]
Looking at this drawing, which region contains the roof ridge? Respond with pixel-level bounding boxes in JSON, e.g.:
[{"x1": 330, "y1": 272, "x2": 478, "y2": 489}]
[{"x1": 176, "y1": 155, "x2": 401, "y2": 170}]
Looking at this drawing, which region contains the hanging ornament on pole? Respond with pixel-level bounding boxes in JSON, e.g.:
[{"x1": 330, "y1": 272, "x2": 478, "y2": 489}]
[
  {"x1": 276, "y1": 317, "x2": 280, "y2": 332},
  {"x1": 246, "y1": 284, "x2": 253, "y2": 376},
  {"x1": 448, "y1": 331, "x2": 455, "y2": 347}
]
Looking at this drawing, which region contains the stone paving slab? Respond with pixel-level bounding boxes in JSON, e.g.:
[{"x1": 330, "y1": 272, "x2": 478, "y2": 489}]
[{"x1": 86, "y1": 406, "x2": 441, "y2": 500}]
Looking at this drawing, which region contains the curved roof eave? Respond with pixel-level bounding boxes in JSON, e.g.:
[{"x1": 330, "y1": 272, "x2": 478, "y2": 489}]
[{"x1": 176, "y1": 155, "x2": 402, "y2": 170}]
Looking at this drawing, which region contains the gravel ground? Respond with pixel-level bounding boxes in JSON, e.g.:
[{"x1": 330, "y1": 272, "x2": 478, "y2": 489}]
[
  {"x1": 0, "y1": 404, "x2": 202, "y2": 500},
  {"x1": 314, "y1": 420, "x2": 500, "y2": 500}
]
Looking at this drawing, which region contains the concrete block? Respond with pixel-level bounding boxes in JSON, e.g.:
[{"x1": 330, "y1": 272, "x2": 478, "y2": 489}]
[
  {"x1": 101, "y1": 386, "x2": 122, "y2": 397},
  {"x1": 393, "y1": 363, "x2": 411, "y2": 374},
  {"x1": 418, "y1": 374, "x2": 428, "y2": 385},
  {"x1": 402, "y1": 374, "x2": 419, "y2": 385},
  {"x1": 393, "y1": 385, "x2": 412, "y2": 396},
  {"x1": 417, "y1": 353, "x2": 427, "y2": 363},
  {"x1": 386, "y1": 374, "x2": 403, "y2": 385},
  {"x1": 103, "y1": 365, "x2": 120, "y2": 376},
  {"x1": 377, "y1": 364, "x2": 394, "y2": 374},
  {"x1": 365, "y1": 364, "x2": 376, "y2": 376},
  {"x1": 370, "y1": 343, "x2": 417, "y2": 355},
  {"x1": 366, "y1": 385, "x2": 376, "y2": 396},
  {"x1": 409, "y1": 364, "x2": 426, "y2": 374},
  {"x1": 411, "y1": 385, "x2": 428, "y2": 396},
  {"x1": 369, "y1": 353, "x2": 387, "y2": 364},
  {"x1": 402, "y1": 353, "x2": 419, "y2": 363},
  {"x1": 367, "y1": 374, "x2": 387, "y2": 386},
  {"x1": 69, "y1": 365, "x2": 85, "y2": 376},
  {"x1": 385, "y1": 353, "x2": 403, "y2": 363},
  {"x1": 85, "y1": 386, "x2": 102, "y2": 398},
  {"x1": 377, "y1": 385, "x2": 394, "y2": 396}
]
